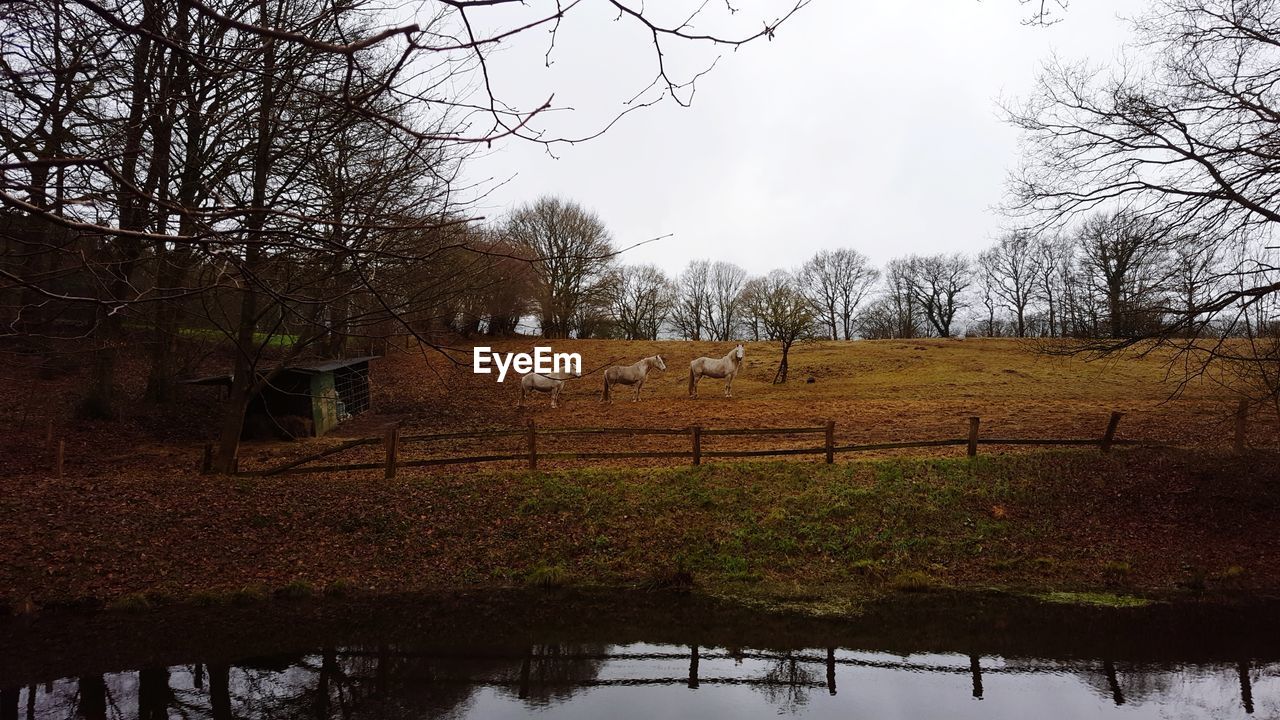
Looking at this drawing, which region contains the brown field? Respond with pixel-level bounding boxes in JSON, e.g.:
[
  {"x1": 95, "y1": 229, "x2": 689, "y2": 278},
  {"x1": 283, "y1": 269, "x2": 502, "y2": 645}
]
[
  {"x1": 286, "y1": 336, "x2": 1275, "y2": 475},
  {"x1": 1, "y1": 337, "x2": 1274, "y2": 479}
]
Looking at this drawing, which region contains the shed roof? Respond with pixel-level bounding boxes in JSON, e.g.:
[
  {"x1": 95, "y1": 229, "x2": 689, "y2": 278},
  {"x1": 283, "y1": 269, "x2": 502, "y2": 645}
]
[{"x1": 288, "y1": 356, "x2": 379, "y2": 373}]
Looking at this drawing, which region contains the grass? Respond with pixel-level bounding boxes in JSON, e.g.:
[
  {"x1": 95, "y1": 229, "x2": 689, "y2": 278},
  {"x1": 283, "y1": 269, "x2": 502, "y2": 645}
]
[
  {"x1": 4, "y1": 417, "x2": 1279, "y2": 613},
  {"x1": 177, "y1": 326, "x2": 298, "y2": 348},
  {"x1": 1037, "y1": 591, "x2": 1154, "y2": 608},
  {"x1": 105, "y1": 593, "x2": 152, "y2": 613},
  {"x1": 524, "y1": 564, "x2": 571, "y2": 589},
  {"x1": 276, "y1": 579, "x2": 315, "y2": 600},
  {"x1": 370, "y1": 337, "x2": 1274, "y2": 470},
  {"x1": 6, "y1": 335, "x2": 1273, "y2": 615}
]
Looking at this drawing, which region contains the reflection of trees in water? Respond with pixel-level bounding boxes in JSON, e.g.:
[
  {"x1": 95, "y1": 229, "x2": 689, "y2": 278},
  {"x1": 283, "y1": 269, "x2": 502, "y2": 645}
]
[
  {"x1": 1083, "y1": 661, "x2": 1175, "y2": 707},
  {"x1": 1002, "y1": 657, "x2": 1276, "y2": 714},
  {"x1": 236, "y1": 645, "x2": 510, "y2": 720},
  {"x1": 492, "y1": 644, "x2": 609, "y2": 707},
  {"x1": 752, "y1": 652, "x2": 818, "y2": 714},
  {"x1": 19, "y1": 646, "x2": 510, "y2": 720},
  {"x1": 1002, "y1": 658, "x2": 1177, "y2": 706},
  {"x1": 9, "y1": 651, "x2": 1278, "y2": 719}
]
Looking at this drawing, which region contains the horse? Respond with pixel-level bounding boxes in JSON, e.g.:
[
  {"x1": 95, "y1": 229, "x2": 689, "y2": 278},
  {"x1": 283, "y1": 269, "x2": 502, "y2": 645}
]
[
  {"x1": 689, "y1": 344, "x2": 745, "y2": 399},
  {"x1": 518, "y1": 371, "x2": 578, "y2": 409},
  {"x1": 601, "y1": 355, "x2": 666, "y2": 403}
]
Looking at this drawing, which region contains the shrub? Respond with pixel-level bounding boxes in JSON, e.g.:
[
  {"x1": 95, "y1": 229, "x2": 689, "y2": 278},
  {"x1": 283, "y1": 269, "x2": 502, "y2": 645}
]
[
  {"x1": 229, "y1": 585, "x2": 269, "y2": 605},
  {"x1": 525, "y1": 564, "x2": 570, "y2": 589},
  {"x1": 325, "y1": 578, "x2": 358, "y2": 597},
  {"x1": 107, "y1": 593, "x2": 152, "y2": 612},
  {"x1": 889, "y1": 570, "x2": 935, "y2": 592},
  {"x1": 276, "y1": 580, "x2": 314, "y2": 600}
]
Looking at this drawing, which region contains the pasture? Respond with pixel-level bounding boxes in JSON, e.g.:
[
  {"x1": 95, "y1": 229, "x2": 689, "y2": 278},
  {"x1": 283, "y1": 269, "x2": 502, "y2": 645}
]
[
  {"x1": 333, "y1": 337, "x2": 1273, "y2": 473},
  {"x1": 3, "y1": 337, "x2": 1278, "y2": 609}
]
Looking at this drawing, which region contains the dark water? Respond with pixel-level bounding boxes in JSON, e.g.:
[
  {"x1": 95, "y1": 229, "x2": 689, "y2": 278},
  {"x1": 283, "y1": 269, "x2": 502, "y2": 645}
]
[{"x1": 2, "y1": 592, "x2": 1277, "y2": 719}]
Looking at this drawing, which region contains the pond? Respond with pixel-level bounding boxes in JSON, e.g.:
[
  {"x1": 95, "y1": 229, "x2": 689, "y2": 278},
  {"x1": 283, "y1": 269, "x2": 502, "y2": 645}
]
[{"x1": 1, "y1": 591, "x2": 1276, "y2": 719}]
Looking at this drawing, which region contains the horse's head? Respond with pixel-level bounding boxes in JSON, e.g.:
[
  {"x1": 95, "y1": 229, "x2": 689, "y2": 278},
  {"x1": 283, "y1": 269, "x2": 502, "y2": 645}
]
[
  {"x1": 653, "y1": 355, "x2": 666, "y2": 371},
  {"x1": 734, "y1": 344, "x2": 745, "y2": 360}
]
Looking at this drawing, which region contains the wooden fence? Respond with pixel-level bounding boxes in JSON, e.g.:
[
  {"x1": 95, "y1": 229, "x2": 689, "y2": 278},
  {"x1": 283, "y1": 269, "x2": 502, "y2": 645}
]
[{"x1": 204, "y1": 407, "x2": 1250, "y2": 478}]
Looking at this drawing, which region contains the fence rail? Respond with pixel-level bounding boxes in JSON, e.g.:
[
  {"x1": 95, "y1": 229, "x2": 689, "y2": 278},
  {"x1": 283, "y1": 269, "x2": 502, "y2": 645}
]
[{"x1": 212, "y1": 408, "x2": 1239, "y2": 478}]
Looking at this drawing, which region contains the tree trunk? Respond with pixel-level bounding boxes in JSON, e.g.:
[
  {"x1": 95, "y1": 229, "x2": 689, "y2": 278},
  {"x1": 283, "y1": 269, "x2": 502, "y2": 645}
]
[
  {"x1": 77, "y1": 677, "x2": 106, "y2": 720},
  {"x1": 208, "y1": 665, "x2": 231, "y2": 720},
  {"x1": 213, "y1": 0, "x2": 274, "y2": 473},
  {"x1": 137, "y1": 669, "x2": 170, "y2": 720},
  {"x1": 773, "y1": 341, "x2": 791, "y2": 384}
]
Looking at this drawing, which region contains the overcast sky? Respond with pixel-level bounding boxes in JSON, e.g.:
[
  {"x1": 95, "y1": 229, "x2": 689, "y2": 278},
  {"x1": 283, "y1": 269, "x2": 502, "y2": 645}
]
[{"x1": 454, "y1": 0, "x2": 1150, "y2": 277}]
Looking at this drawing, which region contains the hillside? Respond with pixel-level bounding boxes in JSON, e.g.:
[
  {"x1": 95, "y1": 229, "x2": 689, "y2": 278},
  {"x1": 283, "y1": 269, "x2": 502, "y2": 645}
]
[{"x1": 367, "y1": 338, "x2": 1272, "y2": 453}]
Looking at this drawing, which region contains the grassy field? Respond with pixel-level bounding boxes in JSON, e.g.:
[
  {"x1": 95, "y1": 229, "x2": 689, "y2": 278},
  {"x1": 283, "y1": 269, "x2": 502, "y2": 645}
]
[
  {"x1": 318, "y1": 337, "x2": 1275, "y2": 473},
  {"x1": 2, "y1": 337, "x2": 1277, "y2": 614},
  {"x1": 2, "y1": 447, "x2": 1276, "y2": 612}
]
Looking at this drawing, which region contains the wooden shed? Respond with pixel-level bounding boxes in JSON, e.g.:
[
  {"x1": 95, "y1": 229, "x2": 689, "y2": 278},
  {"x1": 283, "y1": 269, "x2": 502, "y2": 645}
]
[{"x1": 183, "y1": 356, "x2": 376, "y2": 438}]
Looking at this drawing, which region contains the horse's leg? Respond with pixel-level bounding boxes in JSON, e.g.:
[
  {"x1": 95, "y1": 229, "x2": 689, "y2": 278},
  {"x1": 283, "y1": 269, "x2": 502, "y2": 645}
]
[
  {"x1": 551, "y1": 384, "x2": 560, "y2": 409},
  {"x1": 633, "y1": 377, "x2": 643, "y2": 402},
  {"x1": 725, "y1": 371, "x2": 734, "y2": 397}
]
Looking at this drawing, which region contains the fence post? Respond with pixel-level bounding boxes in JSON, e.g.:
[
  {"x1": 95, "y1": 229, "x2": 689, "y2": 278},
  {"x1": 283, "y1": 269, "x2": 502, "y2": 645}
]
[
  {"x1": 825, "y1": 420, "x2": 835, "y2": 464},
  {"x1": 1101, "y1": 411, "x2": 1124, "y2": 453},
  {"x1": 967, "y1": 417, "x2": 980, "y2": 458},
  {"x1": 55, "y1": 438, "x2": 64, "y2": 478},
  {"x1": 692, "y1": 426, "x2": 702, "y2": 466},
  {"x1": 1235, "y1": 398, "x2": 1249, "y2": 453},
  {"x1": 384, "y1": 425, "x2": 400, "y2": 479},
  {"x1": 201, "y1": 443, "x2": 214, "y2": 475},
  {"x1": 527, "y1": 419, "x2": 538, "y2": 471}
]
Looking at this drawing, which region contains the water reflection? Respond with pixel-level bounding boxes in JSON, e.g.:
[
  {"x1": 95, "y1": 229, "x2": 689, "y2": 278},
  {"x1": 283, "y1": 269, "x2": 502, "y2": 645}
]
[{"x1": 7, "y1": 644, "x2": 1276, "y2": 719}]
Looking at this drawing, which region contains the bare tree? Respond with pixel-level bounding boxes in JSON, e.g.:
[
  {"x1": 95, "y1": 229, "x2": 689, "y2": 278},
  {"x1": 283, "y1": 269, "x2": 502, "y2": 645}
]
[
  {"x1": 1165, "y1": 231, "x2": 1223, "y2": 337},
  {"x1": 1075, "y1": 211, "x2": 1170, "y2": 338},
  {"x1": 1005, "y1": 0, "x2": 1280, "y2": 411},
  {"x1": 670, "y1": 259, "x2": 711, "y2": 341},
  {"x1": 1032, "y1": 234, "x2": 1070, "y2": 337},
  {"x1": 754, "y1": 270, "x2": 816, "y2": 383},
  {"x1": 706, "y1": 260, "x2": 747, "y2": 341},
  {"x1": 871, "y1": 257, "x2": 925, "y2": 339},
  {"x1": 800, "y1": 248, "x2": 878, "y2": 340},
  {"x1": 983, "y1": 232, "x2": 1040, "y2": 337},
  {"x1": 503, "y1": 196, "x2": 615, "y2": 339},
  {"x1": 608, "y1": 263, "x2": 673, "y2": 341},
  {"x1": 976, "y1": 249, "x2": 1003, "y2": 337},
  {"x1": 908, "y1": 253, "x2": 971, "y2": 337},
  {"x1": 738, "y1": 275, "x2": 767, "y2": 341}
]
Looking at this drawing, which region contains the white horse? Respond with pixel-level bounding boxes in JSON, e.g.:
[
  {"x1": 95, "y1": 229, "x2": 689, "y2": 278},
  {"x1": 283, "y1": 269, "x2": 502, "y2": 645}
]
[
  {"x1": 519, "y1": 371, "x2": 579, "y2": 409},
  {"x1": 689, "y1": 344, "x2": 745, "y2": 399},
  {"x1": 602, "y1": 355, "x2": 666, "y2": 403}
]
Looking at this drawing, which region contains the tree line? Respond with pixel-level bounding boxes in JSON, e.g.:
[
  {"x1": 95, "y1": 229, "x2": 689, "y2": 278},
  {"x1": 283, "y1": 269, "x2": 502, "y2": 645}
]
[{"x1": 470, "y1": 197, "x2": 1278, "y2": 351}]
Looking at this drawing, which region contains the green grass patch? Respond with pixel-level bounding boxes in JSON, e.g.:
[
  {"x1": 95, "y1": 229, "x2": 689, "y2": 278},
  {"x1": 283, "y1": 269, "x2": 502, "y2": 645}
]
[
  {"x1": 176, "y1": 326, "x2": 299, "y2": 348},
  {"x1": 524, "y1": 564, "x2": 571, "y2": 589},
  {"x1": 1037, "y1": 591, "x2": 1153, "y2": 608}
]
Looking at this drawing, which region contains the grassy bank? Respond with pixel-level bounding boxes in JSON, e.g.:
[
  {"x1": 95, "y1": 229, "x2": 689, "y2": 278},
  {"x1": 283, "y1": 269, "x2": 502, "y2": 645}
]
[{"x1": 3, "y1": 447, "x2": 1277, "y2": 614}]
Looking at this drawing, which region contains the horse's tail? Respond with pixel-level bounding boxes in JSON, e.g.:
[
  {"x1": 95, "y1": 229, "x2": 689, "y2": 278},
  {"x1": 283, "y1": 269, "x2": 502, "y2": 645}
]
[
  {"x1": 602, "y1": 377, "x2": 610, "y2": 402},
  {"x1": 688, "y1": 364, "x2": 696, "y2": 396}
]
